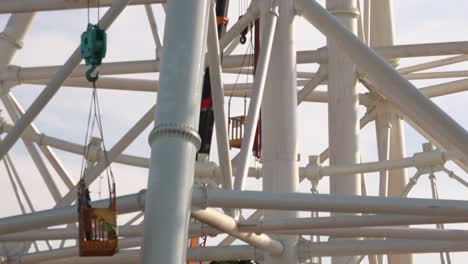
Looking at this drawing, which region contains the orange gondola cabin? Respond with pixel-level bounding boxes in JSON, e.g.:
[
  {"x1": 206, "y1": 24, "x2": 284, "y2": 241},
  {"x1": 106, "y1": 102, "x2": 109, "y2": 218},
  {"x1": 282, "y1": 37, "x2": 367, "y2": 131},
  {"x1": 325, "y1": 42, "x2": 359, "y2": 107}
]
[{"x1": 78, "y1": 179, "x2": 118, "y2": 257}]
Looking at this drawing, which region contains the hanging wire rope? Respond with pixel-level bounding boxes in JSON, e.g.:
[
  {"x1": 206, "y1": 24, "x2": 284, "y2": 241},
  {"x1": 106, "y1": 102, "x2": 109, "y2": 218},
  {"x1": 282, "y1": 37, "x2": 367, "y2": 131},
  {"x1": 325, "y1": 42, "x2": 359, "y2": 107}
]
[
  {"x1": 79, "y1": 82, "x2": 115, "y2": 196},
  {"x1": 87, "y1": 0, "x2": 101, "y2": 25}
]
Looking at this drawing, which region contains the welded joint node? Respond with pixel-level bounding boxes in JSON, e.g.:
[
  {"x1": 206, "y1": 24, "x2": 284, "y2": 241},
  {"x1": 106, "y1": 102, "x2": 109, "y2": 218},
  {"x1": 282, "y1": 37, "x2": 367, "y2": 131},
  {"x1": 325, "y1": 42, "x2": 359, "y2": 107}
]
[
  {"x1": 411, "y1": 143, "x2": 446, "y2": 172},
  {"x1": 303, "y1": 155, "x2": 322, "y2": 189},
  {"x1": 148, "y1": 123, "x2": 202, "y2": 150}
]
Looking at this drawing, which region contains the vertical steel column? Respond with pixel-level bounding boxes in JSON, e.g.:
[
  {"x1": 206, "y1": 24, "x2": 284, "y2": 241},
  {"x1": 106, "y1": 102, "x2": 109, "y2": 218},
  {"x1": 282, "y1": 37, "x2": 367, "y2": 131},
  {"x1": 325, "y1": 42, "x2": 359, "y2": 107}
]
[
  {"x1": 141, "y1": 0, "x2": 210, "y2": 263},
  {"x1": 262, "y1": 0, "x2": 298, "y2": 263},
  {"x1": 325, "y1": 0, "x2": 360, "y2": 263},
  {"x1": 370, "y1": 1, "x2": 412, "y2": 263}
]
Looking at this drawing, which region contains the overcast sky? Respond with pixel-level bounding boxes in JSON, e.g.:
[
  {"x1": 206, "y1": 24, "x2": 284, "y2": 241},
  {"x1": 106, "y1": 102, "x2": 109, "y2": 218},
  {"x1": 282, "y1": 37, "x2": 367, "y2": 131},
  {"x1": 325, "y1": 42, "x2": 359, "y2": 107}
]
[{"x1": 0, "y1": 0, "x2": 467, "y2": 262}]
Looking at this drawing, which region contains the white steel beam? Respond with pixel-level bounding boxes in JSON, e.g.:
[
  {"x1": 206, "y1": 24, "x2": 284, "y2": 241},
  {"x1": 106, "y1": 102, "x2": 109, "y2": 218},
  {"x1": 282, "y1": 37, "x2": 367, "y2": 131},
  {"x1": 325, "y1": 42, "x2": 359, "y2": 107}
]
[
  {"x1": 191, "y1": 187, "x2": 468, "y2": 217},
  {"x1": 0, "y1": 0, "x2": 131, "y2": 160},
  {"x1": 238, "y1": 215, "x2": 468, "y2": 231},
  {"x1": 419, "y1": 78, "x2": 468, "y2": 98},
  {"x1": 19, "y1": 240, "x2": 468, "y2": 263},
  {"x1": 273, "y1": 227, "x2": 468, "y2": 241},
  {"x1": 8, "y1": 224, "x2": 468, "y2": 244},
  {"x1": 33, "y1": 240, "x2": 468, "y2": 264},
  {"x1": 5, "y1": 187, "x2": 468, "y2": 236},
  {"x1": 398, "y1": 54, "x2": 468, "y2": 75},
  {"x1": 3, "y1": 41, "x2": 468, "y2": 82}
]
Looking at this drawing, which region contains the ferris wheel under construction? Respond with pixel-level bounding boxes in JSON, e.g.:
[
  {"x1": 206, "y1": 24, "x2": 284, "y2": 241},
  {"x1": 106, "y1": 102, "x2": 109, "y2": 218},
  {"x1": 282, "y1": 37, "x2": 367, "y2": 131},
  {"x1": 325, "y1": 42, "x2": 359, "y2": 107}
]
[{"x1": 0, "y1": 0, "x2": 467, "y2": 264}]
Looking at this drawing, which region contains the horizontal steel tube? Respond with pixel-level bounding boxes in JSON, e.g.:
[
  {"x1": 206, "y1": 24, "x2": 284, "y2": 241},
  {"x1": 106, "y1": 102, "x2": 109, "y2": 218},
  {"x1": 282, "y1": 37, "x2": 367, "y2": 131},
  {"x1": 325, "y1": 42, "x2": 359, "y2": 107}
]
[
  {"x1": 299, "y1": 240, "x2": 468, "y2": 256},
  {"x1": 375, "y1": 41, "x2": 468, "y2": 59},
  {"x1": 282, "y1": 227, "x2": 468, "y2": 241},
  {"x1": 0, "y1": 223, "x2": 221, "y2": 241},
  {"x1": 405, "y1": 70, "x2": 468, "y2": 80},
  {"x1": 17, "y1": 245, "x2": 263, "y2": 264},
  {"x1": 311, "y1": 150, "x2": 461, "y2": 177},
  {"x1": 239, "y1": 215, "x2": 468, "y2": 231},
  {"x1": 3, "y1": 41, "x2": 468, "y2": 82},
  {"x1": 419, "y1": 78, "x2": 468, "y2": 98},
  {"x1": 192, "y1": 187, "x2": 468, "y2": 217},
  {"x1": 13, "y1": 238, "x2": 141, "y2": 264},
  {"x1": 28, "y1": 240, "x2": 468, "y2": 263},
  {"x1": 9, "y1": 221, "x2": 468, "y2": 243}
]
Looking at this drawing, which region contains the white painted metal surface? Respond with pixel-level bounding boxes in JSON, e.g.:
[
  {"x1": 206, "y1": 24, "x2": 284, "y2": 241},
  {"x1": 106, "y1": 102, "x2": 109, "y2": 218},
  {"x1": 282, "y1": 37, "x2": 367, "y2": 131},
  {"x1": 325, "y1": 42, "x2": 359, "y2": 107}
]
[
  {"x1": 0, "y1": 0, "x2": 467, "y2": 263},
  {"x1": 141, "y1": 0, "x2": 210, "y2": 263}
]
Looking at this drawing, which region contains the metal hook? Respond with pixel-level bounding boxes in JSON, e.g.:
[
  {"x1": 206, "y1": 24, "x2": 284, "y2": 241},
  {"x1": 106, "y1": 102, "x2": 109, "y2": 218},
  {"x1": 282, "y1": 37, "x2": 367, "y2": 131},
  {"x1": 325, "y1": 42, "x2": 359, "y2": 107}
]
[{"x1": 86, "y1": 65, "x2": 99, "y2": 83}]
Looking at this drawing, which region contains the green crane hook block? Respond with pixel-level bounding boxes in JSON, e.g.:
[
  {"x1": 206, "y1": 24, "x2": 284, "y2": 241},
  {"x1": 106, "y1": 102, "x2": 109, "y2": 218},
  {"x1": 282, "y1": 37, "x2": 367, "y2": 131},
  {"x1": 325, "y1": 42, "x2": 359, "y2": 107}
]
[{"x1": 81, "y1": 24, "x2": 107, "y2": 82}]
